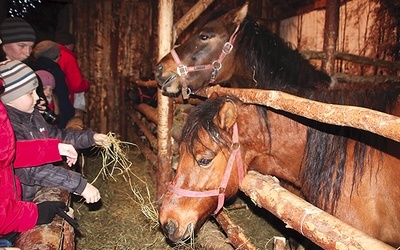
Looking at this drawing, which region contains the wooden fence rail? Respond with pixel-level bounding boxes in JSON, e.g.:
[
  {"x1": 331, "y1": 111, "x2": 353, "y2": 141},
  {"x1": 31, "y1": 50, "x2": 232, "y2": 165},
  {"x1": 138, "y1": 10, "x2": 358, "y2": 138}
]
[
  {"x1": 240, "y1": 171, "x2": 394, "y2": 250},
  {"x1": 204, "y1": 85, "x2": 400, "y2": 143}
]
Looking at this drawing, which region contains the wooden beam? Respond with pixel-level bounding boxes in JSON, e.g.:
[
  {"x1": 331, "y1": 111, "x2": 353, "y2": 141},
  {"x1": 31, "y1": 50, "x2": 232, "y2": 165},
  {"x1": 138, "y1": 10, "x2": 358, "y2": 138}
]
[
  {"x1": 215, "y1": 211, "x2": 256, "y2": 250},
  {"x1": 173, "y1": 0, "x2": 215, "y2": 41},
  {"x1": 205, "y1": 85, "x2": 400, "y2": 143},
  {"x1": 240, "y1": 171, "x2": 394, "y2": 250}
]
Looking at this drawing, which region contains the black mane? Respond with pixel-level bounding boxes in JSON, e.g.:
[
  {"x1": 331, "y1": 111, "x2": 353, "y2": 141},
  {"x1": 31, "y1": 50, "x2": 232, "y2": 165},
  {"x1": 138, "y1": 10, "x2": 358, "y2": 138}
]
[{"x1": 236, "y1": 17, "x2": 332, "y2": 94}]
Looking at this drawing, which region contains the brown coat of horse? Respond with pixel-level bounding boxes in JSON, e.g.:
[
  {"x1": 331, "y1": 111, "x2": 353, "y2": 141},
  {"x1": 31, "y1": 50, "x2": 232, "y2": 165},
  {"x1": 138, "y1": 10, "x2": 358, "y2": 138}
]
[{"x1": 159, "y1": 96, "x2": 400, "y2": 247}]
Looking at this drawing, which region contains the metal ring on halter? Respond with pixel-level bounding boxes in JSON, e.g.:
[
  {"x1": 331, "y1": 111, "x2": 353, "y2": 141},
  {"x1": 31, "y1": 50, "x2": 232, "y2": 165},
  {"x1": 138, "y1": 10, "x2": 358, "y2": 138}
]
[
  {"x1": 185, "y1": 86, "x2": 192, "y2": 96},
  {"x1": 222, "y1": 42, "x2": 234, "y2": 54},
  {"x1": 177, "y1": 65, "x2": 188, "y2": 76},
  {"x1": 231, "y1": 142, "x2": 240, "y2": 150},
  {"x1": 212, "y1": 61, "x2": 222, "y2": 71}
]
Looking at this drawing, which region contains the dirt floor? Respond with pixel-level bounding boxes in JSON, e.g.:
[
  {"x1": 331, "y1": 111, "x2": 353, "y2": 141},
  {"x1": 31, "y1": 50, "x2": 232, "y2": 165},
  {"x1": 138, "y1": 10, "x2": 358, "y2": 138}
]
[{"x1": 73, "y1": 146, "x2": 302, "y2": 250}]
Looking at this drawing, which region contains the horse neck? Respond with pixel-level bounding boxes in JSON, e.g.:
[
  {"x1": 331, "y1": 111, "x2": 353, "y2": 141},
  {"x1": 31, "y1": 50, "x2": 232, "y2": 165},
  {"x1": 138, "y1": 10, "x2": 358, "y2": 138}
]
[
  {"x1": 237, "y1": 106, "x2": 306, "y2": 186},
  {"x1": 236, "y1": 20, "x2": 331, "y2": 91}
]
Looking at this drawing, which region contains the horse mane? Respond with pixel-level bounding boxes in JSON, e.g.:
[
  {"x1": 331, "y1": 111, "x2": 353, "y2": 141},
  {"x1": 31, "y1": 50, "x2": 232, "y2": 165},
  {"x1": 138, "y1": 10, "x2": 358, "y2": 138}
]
[
  {"x1": 236, "y1": 17, "x2": 332, "y2": 93},
  {"x1": 181, "y1": 97, "x2": 232, "y2": 155},
  {"x1": 233, "y1": 14, "x2": 400, "y2": 212}
]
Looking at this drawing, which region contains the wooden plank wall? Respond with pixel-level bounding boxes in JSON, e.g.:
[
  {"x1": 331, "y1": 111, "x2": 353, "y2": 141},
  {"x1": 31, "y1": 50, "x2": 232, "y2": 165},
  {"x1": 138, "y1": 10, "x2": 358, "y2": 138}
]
[{"x1": 72, "y1": 0, "x2": 157, "y2": 136}]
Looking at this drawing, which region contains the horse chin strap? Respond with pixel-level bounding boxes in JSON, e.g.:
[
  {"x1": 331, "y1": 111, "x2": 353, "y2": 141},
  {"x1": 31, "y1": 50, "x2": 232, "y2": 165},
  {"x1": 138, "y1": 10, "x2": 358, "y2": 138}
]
[
  {"x1": 170, "y1": 25, "x2": 241, "y2": 99},
  {"x1": 167, "y1": 123, "x2": 245, "y2": 215}
]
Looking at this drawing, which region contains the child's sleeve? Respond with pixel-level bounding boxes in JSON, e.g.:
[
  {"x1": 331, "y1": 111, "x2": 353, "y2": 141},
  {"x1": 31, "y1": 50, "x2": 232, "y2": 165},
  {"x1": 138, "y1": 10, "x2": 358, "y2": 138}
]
[{"x1": 14, "y1": 139, "x2": 62, "y2": 168}]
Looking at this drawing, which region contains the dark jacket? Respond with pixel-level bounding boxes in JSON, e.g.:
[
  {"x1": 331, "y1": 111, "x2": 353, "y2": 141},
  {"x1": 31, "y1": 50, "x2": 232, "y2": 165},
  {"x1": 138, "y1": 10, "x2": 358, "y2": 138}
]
[
  {"x1": 32, "y1": 57, "x2": 75, "y2": 129},
  {"x1": 6, "y1": 105, "x2": 96, "y2": 201}
]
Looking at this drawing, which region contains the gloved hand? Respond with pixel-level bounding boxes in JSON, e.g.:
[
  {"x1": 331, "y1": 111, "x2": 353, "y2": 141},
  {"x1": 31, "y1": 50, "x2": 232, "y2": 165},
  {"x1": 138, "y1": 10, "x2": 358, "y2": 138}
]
[{"x1": 36, "y1": 201, "x2": 79, "y2": 229}]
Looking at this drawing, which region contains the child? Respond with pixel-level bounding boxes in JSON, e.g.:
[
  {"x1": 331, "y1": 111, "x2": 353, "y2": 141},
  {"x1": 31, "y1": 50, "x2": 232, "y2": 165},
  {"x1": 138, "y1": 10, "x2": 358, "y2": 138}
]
[
  {"x1": 0, "y1": 59, "x2": 107, "y2": 203},
  {"x1": 35, "y1": 70, "x2": 60, "y2": 124}
]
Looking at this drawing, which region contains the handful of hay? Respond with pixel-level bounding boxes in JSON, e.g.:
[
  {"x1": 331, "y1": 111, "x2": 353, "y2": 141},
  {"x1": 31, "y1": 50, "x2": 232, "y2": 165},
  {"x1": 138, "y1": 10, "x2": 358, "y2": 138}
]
[{"x1": 92, "y1": 132, "x2": 137, "y2": 183}]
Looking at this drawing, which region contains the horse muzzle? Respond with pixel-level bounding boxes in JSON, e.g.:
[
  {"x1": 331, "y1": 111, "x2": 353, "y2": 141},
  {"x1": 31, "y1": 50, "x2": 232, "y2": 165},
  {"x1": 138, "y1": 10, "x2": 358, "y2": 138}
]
[
  {"x1": 161, "y1": 219, "x2": 194, "y2": 243},
  {"x1": 154, "y1": 63, "x2": 181, "y2": 95}
]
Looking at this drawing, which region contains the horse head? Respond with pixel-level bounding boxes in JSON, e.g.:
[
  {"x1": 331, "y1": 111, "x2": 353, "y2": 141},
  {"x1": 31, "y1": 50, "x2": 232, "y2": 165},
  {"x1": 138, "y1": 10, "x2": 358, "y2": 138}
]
[
  {"x1": 159, "y1": 97, "x2": 246, "y2": 242},
  {"x1": 154, "y1": 3, "x2": 249, "y2": 98}
]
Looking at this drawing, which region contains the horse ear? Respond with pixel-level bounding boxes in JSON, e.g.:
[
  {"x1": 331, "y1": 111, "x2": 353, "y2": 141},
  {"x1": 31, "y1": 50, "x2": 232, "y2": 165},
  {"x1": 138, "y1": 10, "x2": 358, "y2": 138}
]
[
  {"x1": 208, "y1": 91, "x2": 220, "y2": 100},
  {"x1": 215, "y1": 100, "x2": 238, "y2": 130},
  {"x1": 233, "y1": 2, "x2": 249, "y2": 25}
]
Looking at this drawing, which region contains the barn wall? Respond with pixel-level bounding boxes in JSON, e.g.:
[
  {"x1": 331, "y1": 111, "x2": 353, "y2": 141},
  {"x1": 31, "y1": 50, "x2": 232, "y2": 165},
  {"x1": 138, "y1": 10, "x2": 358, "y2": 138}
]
[
  {"x1": 280, "y1": 0, "x2": 398, "y2": 74},
  {"x1": 72, "y1": 0, "x2": 156, "y2": 135}
]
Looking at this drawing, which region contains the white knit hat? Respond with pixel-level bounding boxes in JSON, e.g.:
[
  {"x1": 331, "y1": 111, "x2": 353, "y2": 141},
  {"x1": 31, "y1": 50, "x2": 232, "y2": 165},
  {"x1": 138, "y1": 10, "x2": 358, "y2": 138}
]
[{"x1": 0, "y1": 60, "x2": 38, "y2": 103}]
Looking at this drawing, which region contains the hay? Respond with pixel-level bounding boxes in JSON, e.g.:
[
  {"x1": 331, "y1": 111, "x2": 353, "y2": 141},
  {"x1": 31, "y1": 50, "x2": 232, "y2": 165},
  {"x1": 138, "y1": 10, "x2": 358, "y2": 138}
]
[
  {"x1": 92, "y1": 132, "x2": 137, "y2": 182},
  {"x1": 93, "y1": 132, "x2": 159, "y2": 226}
]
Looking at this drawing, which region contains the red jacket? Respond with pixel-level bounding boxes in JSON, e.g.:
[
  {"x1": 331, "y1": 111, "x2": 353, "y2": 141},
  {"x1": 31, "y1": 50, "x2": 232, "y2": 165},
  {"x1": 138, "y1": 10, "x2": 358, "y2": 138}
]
[
  {"x1": 57, "y1": 44, "x2": 89, "y2": 104},
  {"x1": 0, "y1": 102, "x2": 62, "y2": 237}
]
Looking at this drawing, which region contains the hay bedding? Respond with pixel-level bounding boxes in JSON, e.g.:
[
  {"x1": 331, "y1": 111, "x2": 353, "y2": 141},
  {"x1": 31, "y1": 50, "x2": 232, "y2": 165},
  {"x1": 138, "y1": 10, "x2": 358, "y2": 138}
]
[{"x1": 73, "y1": 144, "x2": 289, "y2": 249}]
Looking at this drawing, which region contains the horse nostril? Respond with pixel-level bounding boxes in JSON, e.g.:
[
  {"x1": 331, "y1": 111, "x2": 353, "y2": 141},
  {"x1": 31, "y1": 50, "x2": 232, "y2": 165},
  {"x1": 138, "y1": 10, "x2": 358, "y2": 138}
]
[
  {"x1": 163, "y1": 220, "x2": 177, "y2": 238},
  {"x1": 155, "y1": 63, "x2": 163, "y2": 76}
]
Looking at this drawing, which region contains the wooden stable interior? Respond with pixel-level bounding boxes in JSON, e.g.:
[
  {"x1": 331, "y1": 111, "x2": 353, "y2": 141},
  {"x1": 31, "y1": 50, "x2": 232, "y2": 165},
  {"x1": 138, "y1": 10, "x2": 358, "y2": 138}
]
[{"x1": 1, "y1": 0, "x2": 399, "y2": 249}]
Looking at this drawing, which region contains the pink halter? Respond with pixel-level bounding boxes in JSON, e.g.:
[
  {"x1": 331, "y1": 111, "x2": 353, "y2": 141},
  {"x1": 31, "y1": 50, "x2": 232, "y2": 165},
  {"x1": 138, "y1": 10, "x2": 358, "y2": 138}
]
[
  {"x1": 170, "y1": 25, "x2": 241, "y2": 99},
  {"x1": 167, "y1": 123, "x2": 245, "y2": 215}
]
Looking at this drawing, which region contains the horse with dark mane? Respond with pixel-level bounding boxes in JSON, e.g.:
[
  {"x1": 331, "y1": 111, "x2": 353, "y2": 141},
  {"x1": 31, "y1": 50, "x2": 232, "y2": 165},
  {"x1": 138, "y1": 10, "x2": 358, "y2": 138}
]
[
  {"x1": 155, "y1": 3, "x2": 332, "y2": 98},
  {"x1": 156, "y1": 2, "x2": 400, "y2": 247},
  {"x1": 159, "y1": 92, "x2": 400, "y2": 246}
]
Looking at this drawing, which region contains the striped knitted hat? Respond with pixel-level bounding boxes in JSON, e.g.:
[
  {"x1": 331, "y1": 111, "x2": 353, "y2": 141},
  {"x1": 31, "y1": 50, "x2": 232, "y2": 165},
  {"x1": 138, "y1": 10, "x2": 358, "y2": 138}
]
[
  {"x1": 0, "y1": 17, "x2": 36, "y2": 45},
  {"x1": 0, "y1": 60, "x2": 38, "y2": 103}
]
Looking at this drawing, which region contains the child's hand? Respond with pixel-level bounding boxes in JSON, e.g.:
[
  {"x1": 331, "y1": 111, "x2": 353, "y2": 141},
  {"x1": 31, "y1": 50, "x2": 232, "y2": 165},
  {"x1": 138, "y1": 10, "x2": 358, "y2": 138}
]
[
  {"x1": 81, "y1": 183, "x2": 101, "y2": 203},
  {"x1": 93, "y1": 133, "x2": 109, "y2": 147},
  {"x1": 36, "y1": 98, "x2": 47, "y2": 114},
  {"x1": 58, "y1": 143, "x2": 78, "y2": 167}
]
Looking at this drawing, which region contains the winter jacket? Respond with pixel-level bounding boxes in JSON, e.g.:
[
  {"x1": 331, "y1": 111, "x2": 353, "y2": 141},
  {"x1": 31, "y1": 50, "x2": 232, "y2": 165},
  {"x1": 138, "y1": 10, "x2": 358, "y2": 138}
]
[
  {"x1": 32, "y1": 57, "x2": 75, "y2": 129},
  {"x1": 58, "y1": 44, "x2": 89, "y2": 104},
  {"x1": 0, "y1": 101, "x2": 37, "y2": 236},
  {"x1": 6, "y1": 105, "x2": 96, "y2": 201}
]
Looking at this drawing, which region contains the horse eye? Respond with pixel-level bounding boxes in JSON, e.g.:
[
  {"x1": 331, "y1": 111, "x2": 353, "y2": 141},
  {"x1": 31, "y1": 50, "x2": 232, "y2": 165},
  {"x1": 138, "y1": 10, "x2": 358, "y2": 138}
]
[
  {"x1": 198, "y1": 158, "x2": 212, "y2": 167},
  {"x1": 198, "y1": 34, "x2": 209, "y2": 41}
]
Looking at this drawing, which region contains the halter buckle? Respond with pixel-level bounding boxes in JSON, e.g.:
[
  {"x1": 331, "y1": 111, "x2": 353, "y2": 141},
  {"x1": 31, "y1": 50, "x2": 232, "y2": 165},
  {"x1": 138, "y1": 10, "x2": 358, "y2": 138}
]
[
  {"x1": 222, "y1": 42, "x2": 233, "y2": 54},
  {"x1": 177, "y1": 65, "x2": 188, "y2": 76}
]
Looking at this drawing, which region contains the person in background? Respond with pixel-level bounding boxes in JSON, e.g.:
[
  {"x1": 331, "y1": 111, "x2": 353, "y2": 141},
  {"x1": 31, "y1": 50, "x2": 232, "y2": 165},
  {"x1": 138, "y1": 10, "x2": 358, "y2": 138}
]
[
  {"x1": 55, "y1": 32, "x2": 89, "y2": 118},
  {"x1": 35, "y1": 70, "x2": 59, "y2": 124},
  {"x1": 32, "y1": 40, "x2": 75, "y2": 129},
  {"x1": 0, "y1": 17, "x2": 35, "y2": 62},
  {"x1": 0, "y1": 76, "x2": 79, "y2": 246},
  {"x1": 0, "y1": 59, "x2": 106, "y2": 204},
  {"x1": 0, "y1": 17, "x2": 48, "y2": 117}
]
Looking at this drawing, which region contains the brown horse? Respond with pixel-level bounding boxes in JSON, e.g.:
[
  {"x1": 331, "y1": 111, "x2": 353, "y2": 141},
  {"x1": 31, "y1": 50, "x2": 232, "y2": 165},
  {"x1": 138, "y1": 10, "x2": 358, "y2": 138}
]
[
  {"x1": 154, "y1": 3, "x2": 331, "y2": 99},
  {"x1": 159, "y1": 93, "x2": 400, "y2": 246},
  {"x1": 156, "y1": 1, "x2": 400, "y2": 247}
]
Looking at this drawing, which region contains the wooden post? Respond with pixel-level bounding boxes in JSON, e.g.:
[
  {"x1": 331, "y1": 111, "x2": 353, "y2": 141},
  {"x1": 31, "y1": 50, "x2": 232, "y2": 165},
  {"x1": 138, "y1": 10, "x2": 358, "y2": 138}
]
[
  {"x1": 240, "y1": 171, "x2": 395, "y2": 250},
  {"x1": 156, "y1": 0, "x2": 174, "y2": 202},
  {"x1": 322, "y1": 0, "x2": 339, "y2": 75}
]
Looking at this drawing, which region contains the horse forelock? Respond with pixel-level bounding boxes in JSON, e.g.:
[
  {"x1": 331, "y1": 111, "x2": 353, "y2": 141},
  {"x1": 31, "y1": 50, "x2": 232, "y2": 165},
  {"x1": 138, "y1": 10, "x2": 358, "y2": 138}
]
[{"x1": 181, "y1": 97, "x2": 232, "y2": 155}]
